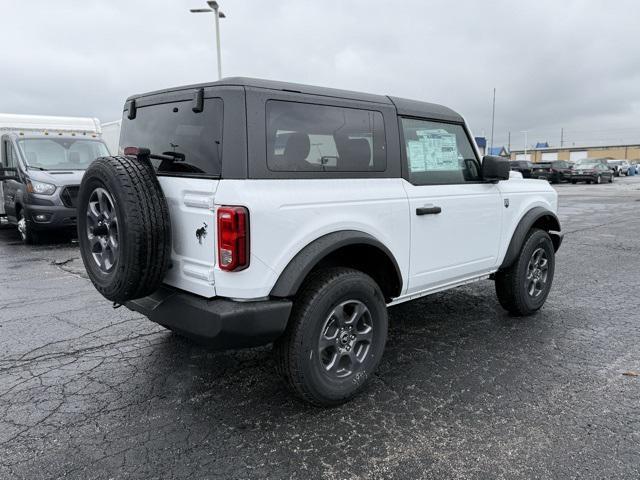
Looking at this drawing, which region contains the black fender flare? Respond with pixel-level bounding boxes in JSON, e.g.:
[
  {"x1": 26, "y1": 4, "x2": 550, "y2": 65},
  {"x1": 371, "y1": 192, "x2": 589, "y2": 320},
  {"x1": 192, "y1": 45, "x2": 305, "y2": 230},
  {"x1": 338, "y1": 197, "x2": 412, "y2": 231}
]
[
  {"x1": 270, "y1": 230, "x2": 403, "y2": 298},
  {"x1": 499, "y1": 207, "x2": 562, "y2": 270}
]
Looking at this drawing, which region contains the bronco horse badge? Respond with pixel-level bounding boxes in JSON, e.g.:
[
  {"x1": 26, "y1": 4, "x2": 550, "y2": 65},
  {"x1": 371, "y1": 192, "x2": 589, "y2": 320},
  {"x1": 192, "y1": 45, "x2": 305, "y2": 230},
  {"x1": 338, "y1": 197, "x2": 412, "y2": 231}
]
[{"x1": 195, "y1": 222, "x2": 208, "y2": 244}]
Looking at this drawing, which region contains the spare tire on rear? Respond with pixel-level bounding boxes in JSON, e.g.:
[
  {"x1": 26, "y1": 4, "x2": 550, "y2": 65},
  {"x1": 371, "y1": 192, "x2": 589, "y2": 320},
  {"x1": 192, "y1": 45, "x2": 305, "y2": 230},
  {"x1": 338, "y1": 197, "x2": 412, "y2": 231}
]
[{"x1": 77, "y1": 156, "x2": 172, "y2": 303}]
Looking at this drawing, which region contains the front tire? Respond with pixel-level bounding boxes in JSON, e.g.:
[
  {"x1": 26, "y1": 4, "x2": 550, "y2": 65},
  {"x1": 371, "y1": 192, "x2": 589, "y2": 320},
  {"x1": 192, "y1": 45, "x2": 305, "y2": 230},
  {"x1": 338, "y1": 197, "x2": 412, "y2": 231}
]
[
  {"x1": 16, "y1": 209, "x2": 38, "y2": 245},
  {"x1": 495, "y1": 229, "x2": 555, "y2": 316},
  {"x1": 274, "y1": 267, "x2": 388, "y2": 406}
]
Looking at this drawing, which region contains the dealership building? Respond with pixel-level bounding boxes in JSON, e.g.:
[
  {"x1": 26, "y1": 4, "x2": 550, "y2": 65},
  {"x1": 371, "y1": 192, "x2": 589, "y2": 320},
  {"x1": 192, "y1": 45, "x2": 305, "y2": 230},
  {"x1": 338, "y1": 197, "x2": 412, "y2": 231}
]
[{"x1": 509, "y1": 142, "x2": 640, "y2": 163}]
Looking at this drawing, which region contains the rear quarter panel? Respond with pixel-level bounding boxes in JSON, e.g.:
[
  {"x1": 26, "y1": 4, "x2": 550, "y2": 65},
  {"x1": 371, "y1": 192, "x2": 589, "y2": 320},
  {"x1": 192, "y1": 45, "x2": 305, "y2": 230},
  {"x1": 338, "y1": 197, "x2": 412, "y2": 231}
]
[{"x1": 213, "y1": 178, "x2": 410, "y2": 299}]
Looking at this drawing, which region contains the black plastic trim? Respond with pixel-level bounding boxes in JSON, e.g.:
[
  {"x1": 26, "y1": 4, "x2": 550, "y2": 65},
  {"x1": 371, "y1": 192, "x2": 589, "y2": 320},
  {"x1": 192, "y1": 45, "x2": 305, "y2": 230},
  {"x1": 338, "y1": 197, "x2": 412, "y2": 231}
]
[
  {"x1": 499, "y1": 207, "x2": 562, "y2": 270},
  {"x1": 270, "y1": 230, "x2": 402, "y2": 298},
  {"x1": 125, "y1": 286, "x2": 292, "y2": 349}
]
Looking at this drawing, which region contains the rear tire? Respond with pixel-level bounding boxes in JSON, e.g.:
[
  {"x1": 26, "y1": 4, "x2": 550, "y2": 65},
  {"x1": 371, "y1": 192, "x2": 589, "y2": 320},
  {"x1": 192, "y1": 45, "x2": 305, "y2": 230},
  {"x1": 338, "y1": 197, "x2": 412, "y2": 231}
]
[
  {"x1": 495, "y1": 229, "x2": 555, "y2": 316},
  {"x1": 77, "y1": 156, "x2": 172, "y2": 303},
  {"x1": 274, "y1": 267, "x2": 388, "y2": 407},
  {"x1": 571, "y1": 180, "x2": 577, "y2": 184}
]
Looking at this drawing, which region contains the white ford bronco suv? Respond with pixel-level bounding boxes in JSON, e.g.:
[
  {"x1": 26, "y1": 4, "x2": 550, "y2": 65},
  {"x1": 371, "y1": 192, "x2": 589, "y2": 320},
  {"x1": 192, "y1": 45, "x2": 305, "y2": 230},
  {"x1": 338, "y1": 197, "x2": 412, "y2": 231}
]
[{"x1": 77, "y1": 78, "x2": 562, "y2": 406}]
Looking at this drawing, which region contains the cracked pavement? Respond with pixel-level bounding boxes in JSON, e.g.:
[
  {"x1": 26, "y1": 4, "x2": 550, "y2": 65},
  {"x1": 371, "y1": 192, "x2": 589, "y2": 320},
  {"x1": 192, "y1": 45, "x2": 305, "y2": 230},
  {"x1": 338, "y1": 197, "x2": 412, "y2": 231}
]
[{"x1": 1, "y1": 178, "x2": 640, "y2": 479}]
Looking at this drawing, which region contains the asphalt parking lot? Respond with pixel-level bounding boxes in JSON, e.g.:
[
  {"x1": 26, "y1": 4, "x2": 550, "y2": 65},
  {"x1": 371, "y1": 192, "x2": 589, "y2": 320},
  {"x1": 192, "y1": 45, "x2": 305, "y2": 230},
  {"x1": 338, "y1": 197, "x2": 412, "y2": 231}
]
[{"x1": 1, "y1": 177, "x2": 639, "y2": 480}]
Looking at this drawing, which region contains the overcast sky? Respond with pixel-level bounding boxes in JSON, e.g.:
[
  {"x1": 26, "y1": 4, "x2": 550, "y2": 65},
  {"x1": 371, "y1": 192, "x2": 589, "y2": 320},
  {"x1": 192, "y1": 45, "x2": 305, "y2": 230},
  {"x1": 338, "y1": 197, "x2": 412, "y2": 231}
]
[{"x1": 2, "y1": 0, "x2": 639, "y2": 150}]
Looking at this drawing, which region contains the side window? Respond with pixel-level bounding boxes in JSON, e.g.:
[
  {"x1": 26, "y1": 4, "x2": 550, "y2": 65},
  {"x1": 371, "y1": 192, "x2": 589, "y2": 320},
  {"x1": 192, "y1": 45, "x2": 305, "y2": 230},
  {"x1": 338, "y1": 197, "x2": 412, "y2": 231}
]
[
  {"x1": 266, "y1": 100, "x2": 386, "y2": 172},
  {"x1": 401, "y1": 118, "x2": 480, "y2": 185}
]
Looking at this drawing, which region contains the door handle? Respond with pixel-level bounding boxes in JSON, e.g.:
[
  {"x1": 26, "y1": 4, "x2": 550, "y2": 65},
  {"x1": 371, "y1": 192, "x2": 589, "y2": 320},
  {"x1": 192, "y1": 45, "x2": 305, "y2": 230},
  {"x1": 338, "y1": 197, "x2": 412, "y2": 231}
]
[{"x1": 416, "y1": 206, "x2": 442, "y2": 215}]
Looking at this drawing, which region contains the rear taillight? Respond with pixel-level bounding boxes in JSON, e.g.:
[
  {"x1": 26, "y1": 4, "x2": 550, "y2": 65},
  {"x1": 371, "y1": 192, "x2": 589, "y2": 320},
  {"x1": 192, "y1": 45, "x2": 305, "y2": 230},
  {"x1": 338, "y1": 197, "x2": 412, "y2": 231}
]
[{"x1": 217, "y1": 206, "x2": 249, "y2": 272}]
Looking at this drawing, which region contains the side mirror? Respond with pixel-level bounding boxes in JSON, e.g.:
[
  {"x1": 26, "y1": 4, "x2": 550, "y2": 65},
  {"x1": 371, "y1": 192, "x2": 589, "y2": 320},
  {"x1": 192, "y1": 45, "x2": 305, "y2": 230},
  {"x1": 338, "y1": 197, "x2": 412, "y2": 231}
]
[
  {"x1": 482, "y1": 155, "x2": 510, "y2": 182},
  {"x1": 0, "y1": 167, "x2": 18, "y2": 181}
]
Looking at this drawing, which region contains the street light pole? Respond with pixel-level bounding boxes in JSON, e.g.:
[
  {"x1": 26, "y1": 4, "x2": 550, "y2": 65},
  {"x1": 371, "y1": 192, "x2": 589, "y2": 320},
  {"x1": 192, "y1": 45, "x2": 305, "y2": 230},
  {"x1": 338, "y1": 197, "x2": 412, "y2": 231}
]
[
  {"x1": 190, "y1": 1, "x2": 226, "y2": 80},
  {"x1": 521, "y1": 130, "x2": 528, "y2": 160},
  {"x1": 209, "y1": 1, "x2": 223, "y2": 80}
]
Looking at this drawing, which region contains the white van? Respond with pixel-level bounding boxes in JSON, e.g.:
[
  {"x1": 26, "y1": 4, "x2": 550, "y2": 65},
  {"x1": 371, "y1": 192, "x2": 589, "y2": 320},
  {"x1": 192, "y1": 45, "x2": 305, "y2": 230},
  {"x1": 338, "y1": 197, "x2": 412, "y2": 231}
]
[{"x1": 0, "y1": 113, "x2": 110, "y2": 243}]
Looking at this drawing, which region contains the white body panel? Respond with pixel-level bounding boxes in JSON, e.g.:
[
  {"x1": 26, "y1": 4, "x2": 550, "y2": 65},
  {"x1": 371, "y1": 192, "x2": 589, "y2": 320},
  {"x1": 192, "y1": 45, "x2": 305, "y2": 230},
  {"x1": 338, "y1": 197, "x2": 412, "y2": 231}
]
[
  {"x1": 158, "y1": 177, "x2": 218, "y2": 298},
  {"x1": 402, "y1": 181, "x2": 502, "y2": 292},
  {"x1": 495, "y1": 178, "x2": 558, "y2": 264},
  {"x1": 212, "y1": 179, "x2": 410, "y2": 299},
  {"x1": 158, "y1": 174, "x2": 557, "y2": 302}
]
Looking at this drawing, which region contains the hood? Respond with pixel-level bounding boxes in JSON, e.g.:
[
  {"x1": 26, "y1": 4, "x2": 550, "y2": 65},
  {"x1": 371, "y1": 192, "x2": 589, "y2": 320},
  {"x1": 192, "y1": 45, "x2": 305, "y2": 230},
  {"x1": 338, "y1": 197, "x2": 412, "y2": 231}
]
[{"x1": 26, "y1": 169, "x2": 85, "y2": 186}]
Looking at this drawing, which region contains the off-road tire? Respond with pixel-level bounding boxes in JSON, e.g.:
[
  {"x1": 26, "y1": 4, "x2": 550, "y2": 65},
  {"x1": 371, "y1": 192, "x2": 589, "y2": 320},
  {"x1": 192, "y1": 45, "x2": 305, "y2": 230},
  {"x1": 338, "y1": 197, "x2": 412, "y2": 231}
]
[
  {"x1": 495, "y1": 228, "x2": 555, "y2": 316},
  {"x1": 274, "y1": 267, "x2": 388, "y2": 407},
  {"x1": 77, "y1": 156, "x2": 172, "y2": 303},
  {"x1": 17, "y1": 209, "x2": 38, "y2": 245}
]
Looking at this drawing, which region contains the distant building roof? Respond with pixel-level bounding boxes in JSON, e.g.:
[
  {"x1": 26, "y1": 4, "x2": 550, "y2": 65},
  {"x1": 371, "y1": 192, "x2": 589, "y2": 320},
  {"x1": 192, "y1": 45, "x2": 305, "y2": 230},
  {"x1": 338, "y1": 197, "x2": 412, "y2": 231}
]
[
  {"x1": 511, "y1": 141, "x2": 640, "y2": 154},
  {"x1": 475, "y1": 137, "x2": 487, "y2": 148},
  {"x1": 488, "y1": 147, "x2": 504, "y2": 156},
  {"x1": 535, "y1": 142, "x2": 549, "y2": 148}
]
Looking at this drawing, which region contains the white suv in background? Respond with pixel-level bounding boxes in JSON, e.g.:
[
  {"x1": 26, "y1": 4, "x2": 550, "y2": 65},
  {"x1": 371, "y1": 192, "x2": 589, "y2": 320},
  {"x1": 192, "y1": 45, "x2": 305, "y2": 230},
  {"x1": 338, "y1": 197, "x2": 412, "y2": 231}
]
[{"x1": 77, "y1": 78, "x2": 563, "y2": 406}]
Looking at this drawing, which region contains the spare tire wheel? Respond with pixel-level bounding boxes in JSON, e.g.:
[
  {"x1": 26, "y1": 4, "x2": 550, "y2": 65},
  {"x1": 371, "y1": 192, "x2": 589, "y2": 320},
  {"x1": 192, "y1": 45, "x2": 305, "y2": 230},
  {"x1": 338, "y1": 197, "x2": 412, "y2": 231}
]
[{"x1": 77, "y1": 156, "x2": 172, "y2": 303}]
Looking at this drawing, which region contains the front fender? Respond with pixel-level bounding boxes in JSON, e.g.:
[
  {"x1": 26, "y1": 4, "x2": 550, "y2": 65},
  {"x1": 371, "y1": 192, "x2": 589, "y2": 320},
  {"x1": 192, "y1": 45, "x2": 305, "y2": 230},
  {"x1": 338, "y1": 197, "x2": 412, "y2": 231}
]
[{"x1": 499, "y1": 207, "x2": 562, "y2": 270}]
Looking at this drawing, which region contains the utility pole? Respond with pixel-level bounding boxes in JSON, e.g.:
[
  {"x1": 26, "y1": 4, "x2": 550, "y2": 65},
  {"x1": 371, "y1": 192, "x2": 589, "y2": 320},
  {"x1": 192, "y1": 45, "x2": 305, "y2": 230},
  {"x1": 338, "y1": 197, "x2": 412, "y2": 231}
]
[
  {"x1": 508, "y1": 131, "x2": 511, "y2": 153},
  {"x1": 560, "y1": 127, "x2": 564, "y2": 147},
  {"x1": 490, "y1": 88, "x2": 496, "y2": 152},
  {"x1": 521, "y1": 130, "x2": 528, "y2": 160}
]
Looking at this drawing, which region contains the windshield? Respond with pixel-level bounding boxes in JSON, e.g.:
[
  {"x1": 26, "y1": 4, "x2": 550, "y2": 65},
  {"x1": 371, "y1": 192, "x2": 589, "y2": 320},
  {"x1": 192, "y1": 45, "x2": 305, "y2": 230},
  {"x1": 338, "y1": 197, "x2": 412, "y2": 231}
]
[
  {"x1": 17, "y1": 138, "x2": 109, "y2": 170},
  {"x1": 576, "y1": 162, "x2": 597, "y2": 168},
  {"x1": 608, "y1": 160, "x2": 622, "y2": 166}
]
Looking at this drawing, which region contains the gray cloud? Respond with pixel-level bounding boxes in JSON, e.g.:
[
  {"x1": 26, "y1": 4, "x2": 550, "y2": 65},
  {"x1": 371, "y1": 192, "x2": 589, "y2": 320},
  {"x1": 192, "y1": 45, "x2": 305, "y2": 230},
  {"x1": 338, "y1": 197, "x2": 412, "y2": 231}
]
[{"x1": 2, "y1": 0, "x2": 639, "y2": 150}]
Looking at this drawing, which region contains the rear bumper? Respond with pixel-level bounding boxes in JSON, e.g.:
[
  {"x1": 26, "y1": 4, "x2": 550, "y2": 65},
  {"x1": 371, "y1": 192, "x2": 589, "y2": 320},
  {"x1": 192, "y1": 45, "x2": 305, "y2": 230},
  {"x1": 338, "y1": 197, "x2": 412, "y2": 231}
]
[
  {"x1": 23, "y1": 203, "x2": 77, "y2": 230},
  {"x1": 125, "y1": 286, "x2": 292, "y2": 349}
]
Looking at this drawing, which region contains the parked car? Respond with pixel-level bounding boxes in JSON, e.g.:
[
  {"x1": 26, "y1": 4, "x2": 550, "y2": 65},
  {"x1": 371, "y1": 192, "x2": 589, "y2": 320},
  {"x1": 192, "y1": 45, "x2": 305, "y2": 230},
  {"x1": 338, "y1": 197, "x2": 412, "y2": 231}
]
[
  {"x1": 76, "y1": 77, "x2": 562, "y2": 406},
  {"x1": 570, "y1": 159, "x2": 614, "y2": 184},
  {"x1": 607, "y1": 159, "x2": 630, "y2": 176},
  {"x1": 531, "y1": 160, "x2": 573, "y2": 183},
  {"x1": 509, "y1": 160, "x2": 534, "y2": 178},
  {"x1": 0, "y1": 113, "x2": 110, "y2": 243}
]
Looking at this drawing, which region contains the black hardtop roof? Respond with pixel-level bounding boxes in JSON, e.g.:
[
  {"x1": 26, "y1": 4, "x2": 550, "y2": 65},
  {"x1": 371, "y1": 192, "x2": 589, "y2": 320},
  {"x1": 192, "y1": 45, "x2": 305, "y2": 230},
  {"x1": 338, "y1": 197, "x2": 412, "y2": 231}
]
[{"x1": 127, "y1": 77, "x2": 464, "y2": 123}]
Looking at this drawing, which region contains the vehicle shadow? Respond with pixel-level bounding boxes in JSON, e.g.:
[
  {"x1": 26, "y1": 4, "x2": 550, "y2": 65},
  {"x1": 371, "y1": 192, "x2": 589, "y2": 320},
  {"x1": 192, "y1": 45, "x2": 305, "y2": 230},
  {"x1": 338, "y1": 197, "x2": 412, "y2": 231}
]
[
  {"x1": 142, "y1": 283, "x2": 556, "y2": 424},
  {"x1": 0, "y1": 222, "x2": 77, "y2": 246}
]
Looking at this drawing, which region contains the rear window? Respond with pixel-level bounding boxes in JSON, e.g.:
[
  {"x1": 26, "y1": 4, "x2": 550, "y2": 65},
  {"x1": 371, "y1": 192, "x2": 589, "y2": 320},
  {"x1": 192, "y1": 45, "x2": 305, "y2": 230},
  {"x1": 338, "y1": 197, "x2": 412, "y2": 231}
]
[
  {"x1": 266, "y1": 100, "x2": 386, "y2": 172},
  {"x1": 120, "y1": 98, "x2": 223, "y2": 177}
]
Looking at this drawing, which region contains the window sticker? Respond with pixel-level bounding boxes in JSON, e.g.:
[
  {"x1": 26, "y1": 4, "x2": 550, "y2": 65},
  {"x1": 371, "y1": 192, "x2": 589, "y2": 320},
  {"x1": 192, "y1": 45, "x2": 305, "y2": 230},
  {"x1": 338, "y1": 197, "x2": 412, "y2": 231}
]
[
  {"x1": 408, "y1": 140, "x2": 427, "y2": 172},
  {"x1": 415, "y1": 129, "x2": 459, "y2": 171}
]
